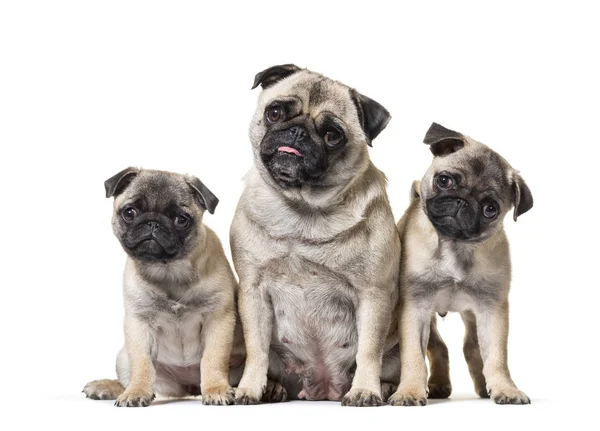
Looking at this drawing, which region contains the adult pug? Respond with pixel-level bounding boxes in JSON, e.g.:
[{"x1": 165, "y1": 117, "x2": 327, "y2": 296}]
[
  {"x1": 83, "y1": 168, "x2": 243, "y2": 406},
  {"x1": 230, "y1": 64, "x2": 401, "y2": 407},
  {"x1": 389, "y1": 123, "x2": 533, "y2": 406}
]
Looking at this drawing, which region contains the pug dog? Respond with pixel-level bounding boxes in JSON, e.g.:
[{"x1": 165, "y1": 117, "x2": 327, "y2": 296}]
[
  {"x1": 82, "y1": 168, "x2": 243, "y2": 406},
  {"x1": 230, "y1": 64, "x2": 403, "y2": 407},
  {"x1": 389, "y1": 123, "x2": 533, "y2": 406}
]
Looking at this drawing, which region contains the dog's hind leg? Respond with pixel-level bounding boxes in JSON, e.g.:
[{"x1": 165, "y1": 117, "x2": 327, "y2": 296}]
[{"x1": 427, "y1": 314, "x2": 452, "y2": 399}]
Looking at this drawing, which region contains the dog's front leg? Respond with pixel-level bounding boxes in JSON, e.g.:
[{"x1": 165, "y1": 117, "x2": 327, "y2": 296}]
[
  {"x1": 200, "y1": 305, "x2": 236, "y2": 405},
  {"x1": 234, "y1": 279, "x2": 273, "y2": 404},
  {"x1": 115, "y1": 314, "x2": 157, "y2": 407},
  {"x1": 389, "y1": 300, "x2": 430, "y2": 406},
  {"x1": 473, "y1": 300, "x2": 530, "y2": 404},
  {"x1": 342, "y1": 290, "x2": 391, "y2": 407}
]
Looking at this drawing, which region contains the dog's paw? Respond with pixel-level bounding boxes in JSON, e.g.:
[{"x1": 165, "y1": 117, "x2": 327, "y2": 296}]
[
  {"x1": 381, "y1": 383, "x2": 398, "y2": 402},
  {"x1": 475, "y1": 385, "x2": 490, "y2": 399},
  {"x1": 202, "y1": 385, "x2": 234, "y2": 406},
  {"x1": 261, "y1": 380, "x2": 287, "y2": 403},
  {"x1": 114, "y1": 389, "x2": 155, "y2": 407},
  {"x1": 388, "y1": 388, "x2": 428, "y2": 406},
  {"x1": 428, "y1": 382, "x2": 452, "y2": 399},
  {"x1": 83, "y1": 379, "x2": 125, "y2": 400},
  {"x1": 492, "y1": 388, "x2": 530, "y2": 405},
  {"x1": 341, "y1": 389, "x2": 383, "y2": 407},
  {"x1": 234, "y1": 386, "x2": 263, "y2": 405}
]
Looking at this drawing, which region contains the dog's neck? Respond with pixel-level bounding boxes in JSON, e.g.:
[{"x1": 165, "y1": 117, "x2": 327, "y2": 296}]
[
  {"x1": 438, "y1": 238, "x2": 477, "y2": 258},
  {"x1": 244, "y1": 162, "x2": 388, "y2": 241},
  {"x1": 253, "y1": 159, "x2": 381, "y2": 210},
  {"x1": 135, "y1": 259, "x2": 199, "y2": 288}
]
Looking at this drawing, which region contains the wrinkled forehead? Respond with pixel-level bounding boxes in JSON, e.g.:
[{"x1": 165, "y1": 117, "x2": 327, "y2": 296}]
[
  {"x1": 433, "y1": 145, "x2": 512, "y2": 196},
  {"x1": 260, "y1": 71, "x2": 358, "y2": 120},
  {"x1": 120, "y1": 172, "x2": 193, "y2": 210}
]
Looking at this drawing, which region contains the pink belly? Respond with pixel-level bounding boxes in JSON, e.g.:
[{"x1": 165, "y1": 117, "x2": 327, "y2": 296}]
[{"x1": 287, "y1": 359, "x2": 351, "y2": 401}]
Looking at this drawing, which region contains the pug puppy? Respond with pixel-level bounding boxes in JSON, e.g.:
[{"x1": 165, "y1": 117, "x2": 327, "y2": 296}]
[
  {"x1": 230, "y1": 64, "x2": 402, "y2": 407},
  {"x1": 82, "y1": 168, "x2": 243, "y2": 406},
  {"x1": 389, "y1": 123, "x2": 533, "y2": 406}
]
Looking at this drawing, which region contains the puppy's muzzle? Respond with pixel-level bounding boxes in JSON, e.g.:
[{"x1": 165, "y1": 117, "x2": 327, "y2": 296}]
[
  {"x1": 426, "y1": 196, "x2": 482, "y2": 240},
  {"x1": 125, "y1": 217, "x2": 180, "y2": 260}
]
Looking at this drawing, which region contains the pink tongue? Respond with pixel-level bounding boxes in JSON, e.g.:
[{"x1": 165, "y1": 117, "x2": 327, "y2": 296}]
[{"x1": 278, "y1": 146, "x2": 303, "y2": 157}]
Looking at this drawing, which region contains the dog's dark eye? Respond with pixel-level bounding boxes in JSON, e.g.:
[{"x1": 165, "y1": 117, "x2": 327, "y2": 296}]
[
  {"x1": 121, "y1": 207, "x2": 137, "y2": 222},
  {"x1": 174, "y1": 215, "x2": 190, "y2": 229},
  {"x1": 436, "y1": 175, "x2": 454, "y2": 189},
  {"x1": 324, "y1": 130, "x2": 343, "y2": 148},
  {"x1": 482, "y1": 202, "x2": 498, "y2": 219},
  {"x1": 266, "y1": 106, "x2": 284, "y2": 123}
]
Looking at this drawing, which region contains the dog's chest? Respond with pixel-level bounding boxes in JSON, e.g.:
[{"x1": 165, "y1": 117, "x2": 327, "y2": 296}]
[
  {"x1": 134, "y1": 292, "x2": 218, "y2": 367},
  {"x1": 154, "y1": 306, "x2": 206, "y2": 366},
  {"x1": 408, "y1": 252, "x2": 498, "y2": 313},
  {"x1": 265, "y1": 253, "x2": 358, "y2": 345}
]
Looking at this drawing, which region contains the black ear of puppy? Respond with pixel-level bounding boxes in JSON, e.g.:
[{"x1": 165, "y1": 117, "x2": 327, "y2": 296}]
[
  {"x1": 423, "y1": 123, "x2": 466, "y2": 156},
  {"x1": 185, "y1": 176, "x2": 219, "y2": 214},
  {"x1": 512, "y1": 173, "x2": 533, "y2": 221},
  {"x1": 251, "y1": 64, "x2": 302, "y2": 90},
  {"x1": 104, "y1": 167, "x2": 140, "y2": 198},
  {"x1": 351, "y1": 90, "x2": 391, "y2": 146}
]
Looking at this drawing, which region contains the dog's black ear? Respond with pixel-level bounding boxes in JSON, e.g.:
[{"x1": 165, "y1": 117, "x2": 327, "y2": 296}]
[
  {"x1": 104, "y1": 167, "x2": 140, "y2": 198},
  {"x1": 252, "y1": 64, "x2": 302, "y2": 90},
  {"x1": 423, "y1": 123, "x2": 466, "y2": 156},
  {"x1": 512, "y1": 173, "x2": 533, "y2": 221},
  {"x1": 351, "y1": 90, "x2": 391, "y2": 146},
  {"x1": 185, "y1": 176, "x2": 219, "y2": 214}
]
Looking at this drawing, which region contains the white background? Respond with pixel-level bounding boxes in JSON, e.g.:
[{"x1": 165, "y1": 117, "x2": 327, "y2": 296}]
[{"x1": 1, "y1": 1, "x2": 598, "y2": 429}]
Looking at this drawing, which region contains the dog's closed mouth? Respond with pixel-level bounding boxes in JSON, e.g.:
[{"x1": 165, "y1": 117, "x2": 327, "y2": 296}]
[{"x1": 277, "y1": 146, "x2": 303, "y2": 157}]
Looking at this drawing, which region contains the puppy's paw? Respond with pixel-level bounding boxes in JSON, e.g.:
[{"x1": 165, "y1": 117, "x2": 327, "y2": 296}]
[
  {"x1": 115, "y1": 389, "x2": 155, "y2": 407},
  {"x1": 427, "y1": 382, "x2": 452, "y2": 399},
  {"x1": 492, "y1": 388, "x2": 530, "y2": 405},
  {"x1": 83, "y1": 379, "x2": 125, "y2": 400},
  {"x1": 341, "y1": 389, "x2": 383, "y2": 407},
  {"x1": 475, "y1": 385, "x2": 490, "y2": 399},
  {"x1": 381, "y1": 382, "x2": 398, "y2": 402},
  {"x1": 201, "y1": 385, "x2": 234, "y2": 406},
  {"x1": 261, "y1": 380, "x2": 287, "y2": 403},
  {"x1": 234, "y1": 386, "x2": 263, "y2": 405},
  {"x1": 388, "y1": 388, "x2": 428, "y2": 406}
]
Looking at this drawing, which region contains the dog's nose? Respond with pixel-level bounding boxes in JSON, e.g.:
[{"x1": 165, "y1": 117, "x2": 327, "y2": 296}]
[
  {"x1": 147, "y1": 221, "x2": 159, "y2": 231},
  {"x1": 289, "y1": 126, "x2": 308, "y2": 142}
]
